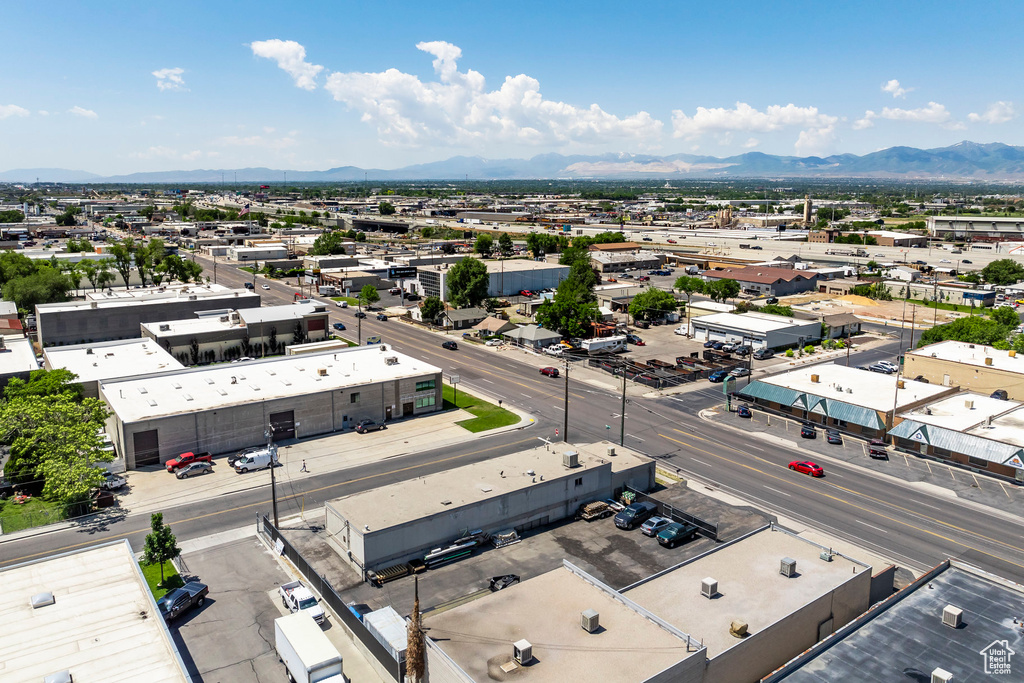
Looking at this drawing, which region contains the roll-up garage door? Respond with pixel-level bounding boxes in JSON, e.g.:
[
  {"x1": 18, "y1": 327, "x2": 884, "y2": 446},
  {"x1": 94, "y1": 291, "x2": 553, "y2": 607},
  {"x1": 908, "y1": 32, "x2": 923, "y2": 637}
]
[
  {"x1": 269, "y1": 410, "x2": 295, "y2": 441},
  {"x1": 133, "y1": 430, "x2": 160, "y2": 467}
]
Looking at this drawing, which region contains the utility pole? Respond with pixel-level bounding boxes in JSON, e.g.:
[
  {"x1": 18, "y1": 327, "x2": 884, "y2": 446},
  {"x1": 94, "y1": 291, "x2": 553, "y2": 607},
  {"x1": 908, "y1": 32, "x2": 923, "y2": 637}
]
[
  {"x1": 267, "y1": 421, "x2": 279, "y2": 527},
  {"x1": 620, "y1": 360, "x2": 628, "y2": 447},
  {"x1": 562, "y1": 358, "x2": 569, "y2": 443}
]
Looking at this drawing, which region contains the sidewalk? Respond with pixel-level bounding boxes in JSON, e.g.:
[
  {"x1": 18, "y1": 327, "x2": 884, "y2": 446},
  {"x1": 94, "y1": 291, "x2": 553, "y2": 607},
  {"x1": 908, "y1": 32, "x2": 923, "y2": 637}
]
[
  {"x1": 700, "y1": 403, "x2": 1024, "y2": 519},
  {"x1": 0, "y1": 401, "x2": 535, "y2": 544}
]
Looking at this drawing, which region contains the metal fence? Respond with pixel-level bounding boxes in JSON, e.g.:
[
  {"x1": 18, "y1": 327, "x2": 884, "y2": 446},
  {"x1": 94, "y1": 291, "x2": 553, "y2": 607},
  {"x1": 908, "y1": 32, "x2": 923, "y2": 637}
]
[
  {"x1": 624, "y1": 485, "x2": 719, "y2": 540},
  {"x1": 257, "y1": 514, "x2": 403, "y2": 682}
]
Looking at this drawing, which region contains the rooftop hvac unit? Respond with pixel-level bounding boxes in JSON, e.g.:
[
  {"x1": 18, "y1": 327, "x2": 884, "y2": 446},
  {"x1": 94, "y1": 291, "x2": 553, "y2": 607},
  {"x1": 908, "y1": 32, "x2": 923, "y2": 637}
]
[
  {"x1": 562, "y1": 451, "x2": 579, "y2": 468},
  {"x1": 931, "y1": 668, "x2": 953, "y2": 683},
  {"x1": 985, "y1": 357, "x2": 994, "y2": 366},
  {"x1": 219, "y1": 316, "x2": 229, "y2": 322},
  {"x1": 701, "y1": 577, "x2": 718, "y2": 599},
  {"x1": 810, "y1": 374, "x2": 820, "y2": 383},
  {"x1": 942, "y1": 605, "x2": 963, "y2": 628},
  {"x1": 159, "y1": 324, "x2": 170, "y2": 331},
  {"x1": 581, "y1": 609, "x2": 600, "y2": 633},
  {"x1": 780, "y1": 557, "x2": 797, "y2": 577},
  {"x1": 318, "y1": 368, "x2": 328, "y2": 376},
  {"x1": 897, "y1": 380, "x2": 905, "y2": 389},
  {"x1": 820, "y1": 550, "x2": 833, "y2": 562},
  {"x1": 965, "y1": 400, "x2": 975, "y2": 410},
  {"x1": 607, "y1": 446, "x2": 616, "y2": 457},
  {"x1": 385, "y1": 356, "x2": 398, "y2": 366},
  {"x1": 513, "y1": 639, "x2": 533, "y2": 665}
]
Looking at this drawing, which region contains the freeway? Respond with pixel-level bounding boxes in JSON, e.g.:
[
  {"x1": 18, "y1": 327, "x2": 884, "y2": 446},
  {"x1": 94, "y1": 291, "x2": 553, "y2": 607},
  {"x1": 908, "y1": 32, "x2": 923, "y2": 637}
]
[{"x1": 5, "y1": 256, "x2": 1024, "y2": 587}]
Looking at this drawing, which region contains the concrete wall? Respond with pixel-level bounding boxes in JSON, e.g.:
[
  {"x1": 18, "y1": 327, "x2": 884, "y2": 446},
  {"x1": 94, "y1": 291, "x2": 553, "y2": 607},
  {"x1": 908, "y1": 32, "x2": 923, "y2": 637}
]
[
  {"x1": 643, "y1": 654, "x2": 706, "y2": 683},
  {"x1": 905, "y1": 354, "x2": 1023, "y2": 398},
  {"x1": 104, "y1": 371, "x2": 441, "y2": 468},
  {"x1": 37, "y1": 292, "x2": 261, "y2": 347},
  {"x1": 486, "y1": 266, "x2": 569, "y2": 297},
  {"x1": 704, "y1": 568, "x2": 871, "y2": 683}
]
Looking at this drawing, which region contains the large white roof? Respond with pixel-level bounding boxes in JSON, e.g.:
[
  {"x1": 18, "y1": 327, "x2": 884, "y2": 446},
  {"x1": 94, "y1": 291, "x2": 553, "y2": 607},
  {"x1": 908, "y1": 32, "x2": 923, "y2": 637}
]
[
  {"x1": 43, "y1": 338, "x2": 183, "y2": 383},
  {"x1": 762, "y1": 363, "x2": 952, "y2": 412}
]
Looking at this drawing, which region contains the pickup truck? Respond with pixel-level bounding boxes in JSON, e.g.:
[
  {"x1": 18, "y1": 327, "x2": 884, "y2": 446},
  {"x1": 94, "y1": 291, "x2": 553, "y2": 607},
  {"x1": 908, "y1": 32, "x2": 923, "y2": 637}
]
[
  {"x1": 157, "y1": 581, "x2": 209, "y2": 621},
  {"x1": 166, "y1": 451, "x2": 213, "y2": 473},
  {"x1": 279, "y1": 580, "x2": 326, "y2": 625}
]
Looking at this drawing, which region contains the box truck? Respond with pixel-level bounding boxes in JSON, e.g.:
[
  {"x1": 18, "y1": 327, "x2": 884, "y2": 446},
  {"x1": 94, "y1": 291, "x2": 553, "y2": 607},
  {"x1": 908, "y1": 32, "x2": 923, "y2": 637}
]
[{"x1": 274, "y1": 612, "x2": 344, "y2": 683}]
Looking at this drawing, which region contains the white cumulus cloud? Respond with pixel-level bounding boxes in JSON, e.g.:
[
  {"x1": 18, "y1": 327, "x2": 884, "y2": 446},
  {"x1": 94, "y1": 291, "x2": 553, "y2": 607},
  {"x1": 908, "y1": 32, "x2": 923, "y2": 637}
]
[
  {"x1": 881, "y1": 79, "x2": 911, "y2": 98},
  {"x1": 152, "y1": 67, "x2": 187, "y2": 91},
  {"x1": 251, "y1": 39, "x2": 323, "y2": 90},
  {"x1": 743, "y1": 137, "x2": 759, "y2": 148},
  {"x1": 670, "y1": 102, "x2": 837, "y2": 155},
  {"x1": 68, "y1": 105, "x2": 98, "y2": 119},
  {"x1": 216, "y1": 134, "x2": 297, "y2": 150},
  {"x1": 321, "y1": 40, "x2": 662, "y2": 147},
  {"x1": 0, "y1": 104, "x2": 30, "y2": 119},
  {"x1": 968, "y1": 101, "x2": 1016, "y2": 124},
  {"x1": 855, "y1": 101, "x2": 961, "y2": 129}
]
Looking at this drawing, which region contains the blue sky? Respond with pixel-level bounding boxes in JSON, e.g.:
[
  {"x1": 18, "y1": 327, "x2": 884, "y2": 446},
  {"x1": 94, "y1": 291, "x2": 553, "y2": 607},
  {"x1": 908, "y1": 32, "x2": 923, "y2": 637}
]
[{"x1": 1, "y1": 0, "x2": 1021, "y2": 174}]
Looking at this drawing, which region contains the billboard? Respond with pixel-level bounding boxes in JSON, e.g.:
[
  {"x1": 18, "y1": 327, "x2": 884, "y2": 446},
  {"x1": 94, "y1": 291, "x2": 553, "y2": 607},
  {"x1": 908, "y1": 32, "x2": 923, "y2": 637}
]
[{"x1": 388, "y1": 266, "x2": 417, "y2": 279}]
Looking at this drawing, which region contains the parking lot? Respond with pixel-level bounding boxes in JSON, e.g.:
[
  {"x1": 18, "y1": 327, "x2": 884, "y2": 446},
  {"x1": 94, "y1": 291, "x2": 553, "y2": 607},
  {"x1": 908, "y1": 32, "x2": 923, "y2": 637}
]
[{"x1": 280, "y1": 479, "x2": 772, "y2": 619}]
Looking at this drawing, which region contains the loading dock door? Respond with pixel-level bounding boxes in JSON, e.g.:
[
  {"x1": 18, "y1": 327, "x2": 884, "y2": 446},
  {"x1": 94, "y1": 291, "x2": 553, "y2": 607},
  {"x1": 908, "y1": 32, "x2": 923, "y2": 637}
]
[
  {"x1": 133, "y1": 430, "x2": 160, "y2": 467},
  {"x1": 269, "y1": 410, "x2": 295, "y2": 441}
]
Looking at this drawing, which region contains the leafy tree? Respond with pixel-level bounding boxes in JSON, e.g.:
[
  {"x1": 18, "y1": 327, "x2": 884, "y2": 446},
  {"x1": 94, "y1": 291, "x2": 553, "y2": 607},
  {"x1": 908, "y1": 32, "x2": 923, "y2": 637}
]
[
  {"x1": 0, "y1": 209, "x2": 25, "y2": 223},
  {"x1": 142, "y1": 513, "x2": 181, "y2": 584},
  {"x1": 310, "y1": 231, "x2": 349, "y2": 255},
  {"x1": 474, "y1": 233, "x2": 494, "y2": 258},
  {"x1": 498, "y1": 233, "x2": 514, "y2": 257},
  {"x1": 759, "y1": 303, "x2": 794, "y2": 317},
  {"x1": 446, "y1": 257, "x2": 490, "y2": 308},
  {"x1": 982, "y1": 259, "x2": 1024, "y2": 286},
  {"x1": 359, "y1": 284, "x2": 380, "y2": 310},
  {"x1": 421, "y1": 295, "x2": 444, "y2": 323},
  {"x1": 2, "y1": 267, "x2": 73, "y2": 312},
  {"x1": 991, "y1": 305, "x2": 1020, "y2": 328},
  {"x1": 421, "y1": 226, "x2": 434, "y2": 239},
  {"x1": 108, "y1": 238, "x2": 136, "y2": 289},
  {"x1": 704, "y1": 278, "x2": 740, "y2": 302},
  {"x1": 851, "y1": 281, "x2": 893, "y2": 301},
  {"x1": 378, "y1": 201, "x2": 397, "y2": 216},
  {"x1": 65, "y1": 238, "x2": 92, "y2": 253},
  {"x1": 526, "y1": 232, "x2": 564, "y2": 256},
  {"x1": 0, "y1": 251, "x2": 36, "y2": 285},
  {"x1": 536, "y1": 277, "x2": 599, "y2": 337},
  {"x1": 865, "y1": 260, "x2": 880, "y2": 271},
  {"x1": 629, "y1": 287, "x2": 678, "y2": 321},
  {"x1": 355, "y1": 232, "x2": 366, "y2": 242},
  {"x1": 5, "y1": 369, "x2": 84, "y2": 402},
  {"x1": 958, "y1": 272, "x2": 982, "y2": 284},
  {"x1": 673, "y1": 275, "x2": 705, "y2": 313},
  {"x1": 917, "y1": 316, "x2": 1008, "y2": 348}
]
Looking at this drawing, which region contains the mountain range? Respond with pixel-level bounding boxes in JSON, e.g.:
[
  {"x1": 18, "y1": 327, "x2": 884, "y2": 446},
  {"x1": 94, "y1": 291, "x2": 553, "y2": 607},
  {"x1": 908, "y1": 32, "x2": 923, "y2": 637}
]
[{"x1": 5, "y1": 141, "x2": 1024, "y2": 183}]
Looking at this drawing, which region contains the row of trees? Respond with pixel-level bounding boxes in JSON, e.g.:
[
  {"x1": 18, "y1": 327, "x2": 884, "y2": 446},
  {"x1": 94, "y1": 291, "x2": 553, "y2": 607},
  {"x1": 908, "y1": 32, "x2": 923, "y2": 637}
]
[
  {"x1": 309, "y1": 229, "x2": 367, "y2": 255},
  {"x1": 474, "y1": 232, "x2": 514, "y2": 258},
  {"x1": 673, "y1": 275, "x2": 741, "y2": 306}
]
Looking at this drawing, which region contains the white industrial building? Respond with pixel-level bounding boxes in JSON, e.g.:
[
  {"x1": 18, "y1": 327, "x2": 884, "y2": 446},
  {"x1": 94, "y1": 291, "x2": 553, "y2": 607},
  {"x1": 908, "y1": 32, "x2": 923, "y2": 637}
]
[
  {"x1": 43, "y1": 338, "x2": 184, "y2": 398},
  {"x1": 227, "y1": 243, "x2": 287, "y2": 261},
  {"x1": 0, "y1": 336, "x2": 40, "y2": 389},
  {"x1": 100, "y1": 345, "x2": 442, "y2": 468},
  {"x1": 689, "y1": 311, "x2": 822, "y2": 350},
  {"x1": 416, "y1": 258, "x2": 570, "y2": 301}
]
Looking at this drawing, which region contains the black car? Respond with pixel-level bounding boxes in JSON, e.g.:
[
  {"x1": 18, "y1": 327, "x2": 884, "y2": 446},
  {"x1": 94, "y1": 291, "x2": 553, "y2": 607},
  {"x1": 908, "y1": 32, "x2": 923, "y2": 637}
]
[
  {"x1": 355, "y1": 419, "x2": 386, "y2": 434},
  {"x1": 376, "y1": 313, "x2": 388, "y2": 321},
  {"x1": 157, "y1": 582, "x2": 209, "y2": 621},
  {"x1": 442, "y1": 340, "x2": 458, "y2": 351},
  {"x1": 764, "y1": 296, "x2": 779, "y2": 305},
  {"x1": 712, "y1": 342, "x2": 726, "y2": 350},
  {"x1": 332, "y1": 322, "x2": 346, "y2": 331},
  {"x1": 703, "y1": 340, "x2": 716, "y2": 348},
  {"x1": 614, "y1": 501, "x2": 658, "y2": 530},
  {"x1": 734, "y1": 345, "x2": 752, "y2": 356},
  {"x1": 991, "y1": 389, "x2": 1009, "y2": 400},
  {"x1": 353, "y1": 311, "x2": 367, "y2": 319},
  {"x1": 489, "y1": 574, "x2": 521, "y2": 591},
  {"x1": 962, "y1": 259, "x2": 972, "y2": 264},
  {"x1": 825, "y1": 429, "x2": 843, "y2": 445},
  {"x1": 868, "y1": 439, "x2": 889, "y2": 458},
  {"x1": 800, "y1": 424, "x2": 816, "y2": 439},
  {"x1": 736, "y1": 405, "x2": 752, "y2": 418}
]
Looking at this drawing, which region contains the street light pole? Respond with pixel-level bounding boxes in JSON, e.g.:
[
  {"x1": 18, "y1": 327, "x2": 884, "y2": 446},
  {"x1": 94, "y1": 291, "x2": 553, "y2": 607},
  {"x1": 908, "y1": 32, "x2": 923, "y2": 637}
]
[
  {"x1": 562, "y1": 358, "x2": 569, "y2": 443},
  {"x1": 266, "y1": 422, "x2": 279, "y2": 528},
  {"x1": 620, "y1": 360, "x2": 628, "y2": 447}
]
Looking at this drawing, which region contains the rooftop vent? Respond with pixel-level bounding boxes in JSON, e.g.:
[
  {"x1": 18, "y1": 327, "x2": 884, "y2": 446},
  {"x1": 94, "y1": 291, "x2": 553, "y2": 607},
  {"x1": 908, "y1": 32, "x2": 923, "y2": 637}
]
[
  {"x1": 86, "y1": 348, "x2": 94, "y2": 355},
  {"x1": 942, "y1": 605, "x2": 963, "y2": 628},
  {"x1": 43, "y1": 672, "x2": 72, "y2": 683},
  {"x1": 810, "y1": 374, "x2": 820, "y2": 383},
  {"x1": 159, "y1": 324, "x2": 170, "y2": 331},
  {"x1": 985, "y1": 357, "x2": 994, "y2": 366},
  {"x1": 931, "y1": 668, "x2": 953, "y2": 683},
  {"x1": 318, "y1": 368, "x2": 328, "y2": 376},
  {"x1": 183, "y1": 394, "x2": 193, "y2": 401},
  {"x1": 90, "y1": 301, "x2": 98, "y2": 309},
  {"x1": 513, "y1": 639, "x2": 533, "y2": 665},
  {"x1": 701, "y1": 577, "x2": 718, "y2": 599},
  {"x1": 780, "y1": 557, "x2": 797, "y2": 577},
  {"x1": 30, "y1": 592, "x2": 55, "y2": 609},
  {"x1": 563, "y1": 451, "x2": 580, "y2": 468},
  {"x1": 581, "y1": 609, "x2": 600, "y2": 633},
  {"x1": 607, "y1": 446, "x2": 616, "y2": 457},
  {"x1": 965, "y1": 400, "x2": 975, "y2": 410}
]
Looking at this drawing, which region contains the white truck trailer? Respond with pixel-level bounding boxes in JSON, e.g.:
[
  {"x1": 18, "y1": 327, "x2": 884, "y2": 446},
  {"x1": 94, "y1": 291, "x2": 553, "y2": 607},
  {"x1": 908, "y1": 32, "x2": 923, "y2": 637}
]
[
  {"x1": 582, "y1": 335, "x2": 626, "y2": 355},
  {"x1": 275, "y1": 612, "x2": 344, "y2": 683}
]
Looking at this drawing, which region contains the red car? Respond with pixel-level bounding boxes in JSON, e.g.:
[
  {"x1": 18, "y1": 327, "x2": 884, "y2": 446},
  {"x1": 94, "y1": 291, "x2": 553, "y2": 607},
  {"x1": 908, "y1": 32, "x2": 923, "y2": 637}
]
[
  {"x1": 540, "y1": 366, "x2": 560, "y2": 377},
  {"x1": 166, "y1": 451, "x2": 213, "y2": 473},
  {"x1": 520, "y1": 289, "x2": 532, "y2": 297},
  {"x1": 788, "y1": 461, "x2": 824, "y2": 477}
]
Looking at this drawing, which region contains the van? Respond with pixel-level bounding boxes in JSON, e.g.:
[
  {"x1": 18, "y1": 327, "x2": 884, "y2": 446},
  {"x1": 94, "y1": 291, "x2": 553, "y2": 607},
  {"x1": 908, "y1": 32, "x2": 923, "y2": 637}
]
[
  {"x1": 614, "y1": 501, "x2": 658, "y2": 530},
  {"x1": 234, "y1": 449, "x2": 278, "y2": 473}
]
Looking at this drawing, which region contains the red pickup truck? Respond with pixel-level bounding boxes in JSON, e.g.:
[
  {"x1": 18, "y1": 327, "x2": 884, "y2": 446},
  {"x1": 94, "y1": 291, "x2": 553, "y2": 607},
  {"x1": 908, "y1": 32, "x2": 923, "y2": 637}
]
[{"x1": 166, "y1": 452, "x2": 213, "y2": 473}]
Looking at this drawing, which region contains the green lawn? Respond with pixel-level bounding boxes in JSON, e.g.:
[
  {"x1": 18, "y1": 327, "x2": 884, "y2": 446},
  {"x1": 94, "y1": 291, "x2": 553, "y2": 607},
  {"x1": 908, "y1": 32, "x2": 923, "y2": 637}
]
[
  {"x1": 331, "y1": 295, "x2": 361, "y2": 305},
  {"x1": 0, "y1": 496, "x2": 64, "y2": 534},
  {"x1": 140, "y1": 561, "x2": 184, "y2": 600},
  {"x1": 443, "y1": 384, "x2": 521, "y2": 433},
  {"x1": 238, "y1": 266, "x2": 255, "y2": 274},
  {"x1": 905, "y1": 298, "x2": 993, "y2": 316}
]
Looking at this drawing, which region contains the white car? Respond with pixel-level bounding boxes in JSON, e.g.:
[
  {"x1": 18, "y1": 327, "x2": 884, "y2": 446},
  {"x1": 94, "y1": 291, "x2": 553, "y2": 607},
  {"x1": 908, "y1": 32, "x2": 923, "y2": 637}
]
[
  {"x1": 336, "y1": 300, "x2": 348, "y2": 308},
  {"x1": 485, "y1": 339, "x2": 503, "y2": 346},
  {"x1": 261, "y1": 284, "x2": 270, "y2": 290},
  {"x1": 939, "y1": 258, "x2": 951, "y2": 263},
  {"x1": 544, "y1": 345, "x2": 564, "y2": 356},
  {"x1": 674, "y1": 326, "x2": 688, "y2": 336}
]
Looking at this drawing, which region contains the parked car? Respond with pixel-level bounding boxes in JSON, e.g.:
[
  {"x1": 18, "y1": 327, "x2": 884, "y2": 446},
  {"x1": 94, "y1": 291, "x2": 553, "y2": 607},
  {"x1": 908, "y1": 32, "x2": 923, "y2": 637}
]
[
  {"x1": 332, "y1": 322, "x2": 346, "y2": 331},
  {"x1": 485, "y1": 338, "x2": 503, "y2": 346},
  {"x1": 489, "y1": 574, "x2": 521, "y2": 592},
  {"x1": 800, "y1": 424, "x2": 816, "y2": 439},
  {"x1": 626, "y1": 334, "x2": 645, "y2": 345},
  {"x1": 229, "y1": 446, "x2": 265, "y2": 467},
  {"x1": 737, "y1": 405, "x2": 752, "y2": 418},
  {"x1": 176, "y1": 461, "x2": 214, "y2": 479},
  {"x1": 876, "y1": 360, "x2": 899, "y2": 372},
  {"x1": 712, "y1": 341, "x2": 726, "y2": 350},
  {"x1": 789, "y1": 460, "x2": 824, "y2": 477},
  {"x1": 614, "y1": 501, "x2": 658, "y2": 530},
  {"x1": 157, "y1": 582, "x2": 209, "y2": 621},
  {"x1": 636, "y1": 275, "x2": 650, "y2": 282},
  {"x1": 388, "y1": 287, "x2": 401, "y2": 295},
  {"x1": 543, "y1": 344, "x2": 563, "y2": 356},
  {"x1": 279, "y1": 579, "x2": 326, "y2": 624},
  {"x1": 868, "y1": 439, "x2": 889, "y2": 458},
  {"x1": 442, "y1": 340, "x2": 458, "y2": 351},
  {"x1": 734, "y1": 345, "x2": 752, "y2": 356},
  {"x1": 721, "y1": 343, "x2": 737, "y2": 353},
  {"x1": 764, "y1": 297, "x2": 779, "y2": 305},
  {"x1": 234, "y1": 450, "x2": 278, "y2": 473},
  {"x1": 868, "y1": 363, "x2": 895, "y2": 374},
  {"x1": 166, "y1": 451, "x2": 213, "y2": 473},
  {"x1": 261, "y1": 284, "x2": 270, "y2": 290},
  {"x1": 703, "y1": 340, "x2": 716, "y2": 348},
  {"x1": 355, "y1": 419, "x2": 386, "y2": 434},
  {"x1": 336, "y1": 300, "x2": 349, "y2": 308},
  {"x1": 540, "y1": 366, "x2": 560, "y2": 377},
  {"x1": 640, "y1": 516, "x2": 672, "y2": 537},
  {"x1": 962, "y1": 259, "x2": 972, "y2": 264},
  {"x1": 519, "y1": 290, "x2": 532, "y2": 297},
  {"x1": 707, "y1": 370, "x2": 728, "y2": 383},
  {"x1": 602, "y1": 498, "x2": 625, "y2": 512},
  {"x1": 752, "y1": 349, "x2": 775, "y2": 360},
  {"x1": 826, "y1": 429, "x2": 843, "y2": 445},
  {"x1": 634, "y1": 320, "x2": 649, "y2": 329},
  {"x1": 729, "y1": 367, "x2": 751, "y2": 377},
  {"x1": 100, "y1": 471, "x2": 127, "y2": 490},
  {"x1": 657, "y1": 521, "x2": 698, "y2": 548}
]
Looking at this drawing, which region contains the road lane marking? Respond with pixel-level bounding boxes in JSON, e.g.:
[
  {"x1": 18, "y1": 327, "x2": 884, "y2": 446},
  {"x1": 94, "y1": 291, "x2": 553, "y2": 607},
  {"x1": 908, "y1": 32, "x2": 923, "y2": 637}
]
[
  {"x1": 1002, "y1": 482, "x2": 1013, "y2": 499},
  {"x1": 689, "y1": 459, "x2": 712, "y2": 467},
  {"x1": 855, "y1": 520, "x2": 888, "y2": 533},
  {"x1": 627, "y1": 434, "x2": 644, "y2": 442},
  {"x1": 763, "y1": 486, "x2": 791, "y2": 497}
]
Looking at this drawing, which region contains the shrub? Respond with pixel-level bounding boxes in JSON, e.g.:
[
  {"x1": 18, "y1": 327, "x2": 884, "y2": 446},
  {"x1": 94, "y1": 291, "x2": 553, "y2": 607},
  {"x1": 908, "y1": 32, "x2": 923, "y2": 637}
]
[
  {"x1": 785, "y1": 349, "x2": 795, "y2": 358},
  {"x1": 804, "y1": 345, "x2": 815, "y2": 354}
]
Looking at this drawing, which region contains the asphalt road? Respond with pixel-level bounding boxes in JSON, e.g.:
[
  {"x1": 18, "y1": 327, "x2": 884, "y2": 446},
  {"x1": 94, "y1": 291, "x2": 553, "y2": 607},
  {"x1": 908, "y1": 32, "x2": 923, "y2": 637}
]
[{"x1": 5, "y1": 257, "x2": 1024, "y2": 586}]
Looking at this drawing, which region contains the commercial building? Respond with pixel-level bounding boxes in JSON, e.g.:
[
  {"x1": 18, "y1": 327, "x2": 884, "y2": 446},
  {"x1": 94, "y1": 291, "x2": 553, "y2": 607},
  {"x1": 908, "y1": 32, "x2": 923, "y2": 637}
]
[
  {"x1": 928, "y1": 215, "x2": 1024, "y2": 241},
  {"x1": 324, "y1": 441, "x2": 654, "y2": 573},
  {"x1": 43, "y1": 338, "x2": 184, "y2": 398},
  {"x1": 100, "y1": 345, "x2": 442, "y2": 468},
  {"x1": 866, "y1": 230, "x2": 928, "y2": 247},
  {"x1": 36, "y1": 285, "x2": 261, "y2": 347},
  {"x1": 905, "y1": 341, "x2": 1024, "y2": 398},
  {"x1": 702, "y1": 266, "x2": 819, "y2": 297},
  {"x1": 690, "y1": 311, "x2": 822, "y2": 350},
  {"x1": 766, "y1": 560, "x2": 1024, "y2": 683},
  {"x1": 590, "y1": 250, "x2": 663, "y2": 273},
  {"x1": 739, "y1": 363, "x2": 957, "y2": 437},
  {"x1": 0, "y1": 539, "x2": 190, "y2": 683},
  {"x1": 416, "y1": 259, "x2": 569, "y2": 301},
  {"x1": 502, "y1": 323, "x2": 563, "y2": 349},
  {"x1": 587, "y1": 241, "x2": 642, "y2": 253},
  {"x1": 227, "y1": 243, "x2": 287, "y2": 261},
  {"x1": 889, "y1": 392, "x2": 1024, "y2": 481},
  {"x1": 821, "y1": 312, "x2": 862, "y2": 339},
  {"x1": 0, "y1": 337, "x2": 39, "y2": 389}
]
